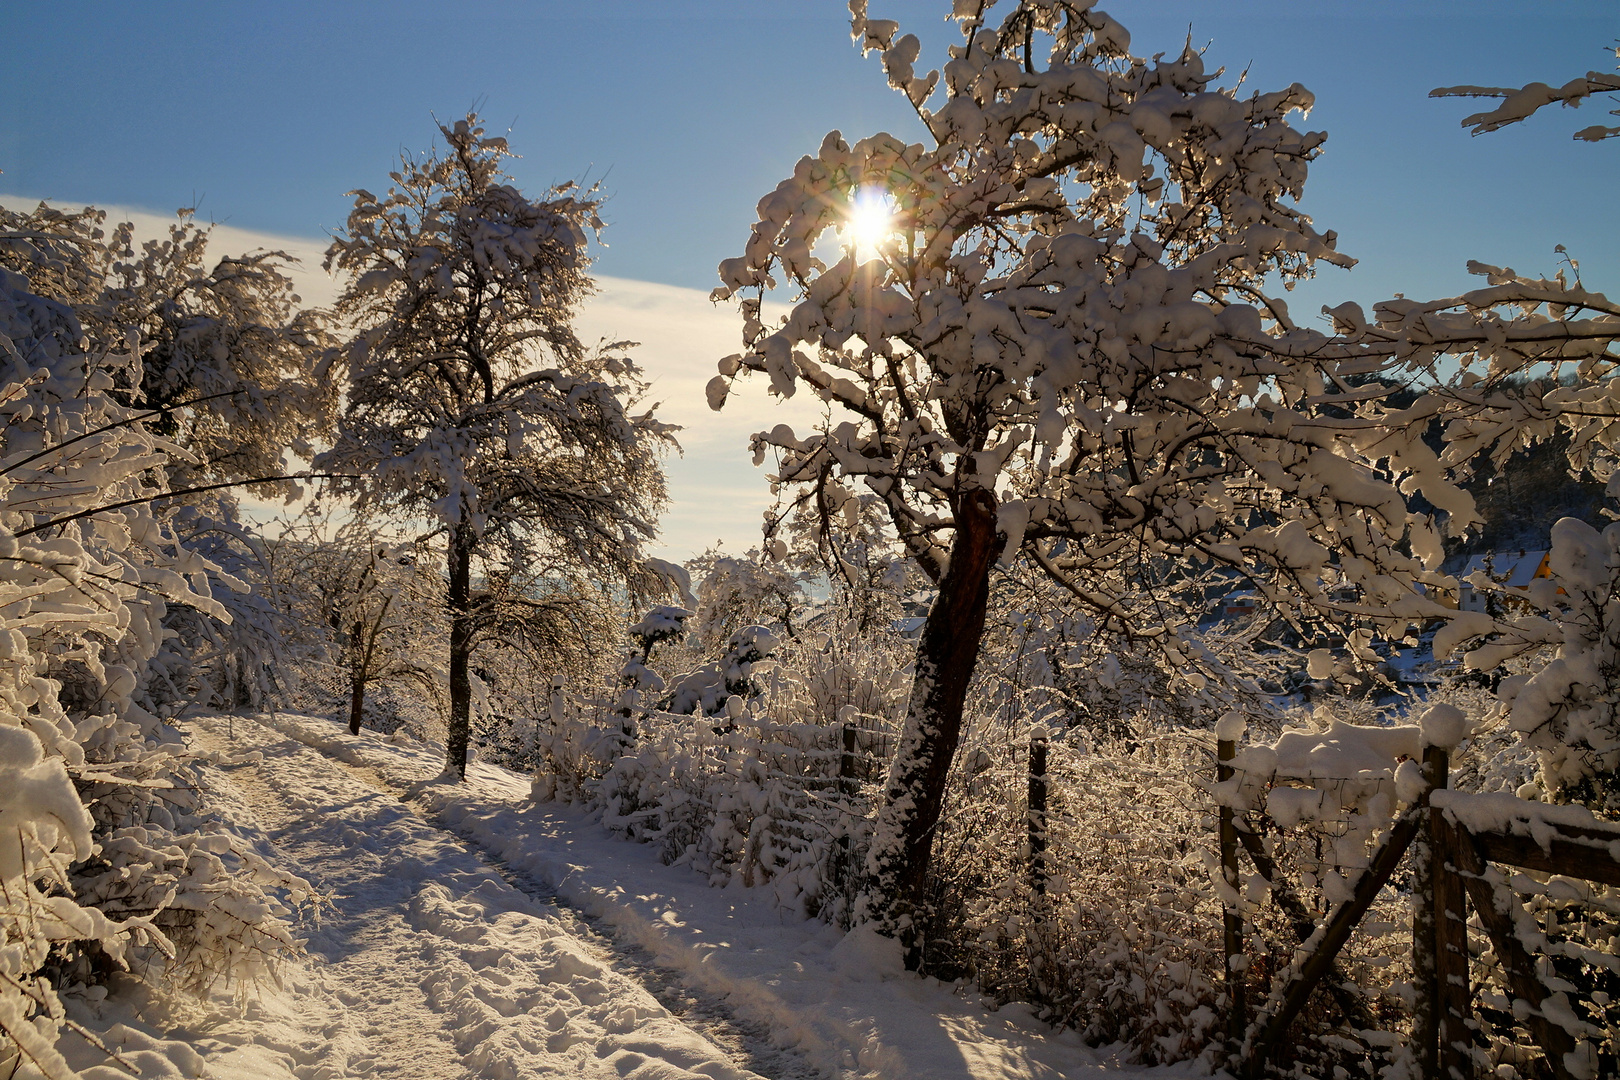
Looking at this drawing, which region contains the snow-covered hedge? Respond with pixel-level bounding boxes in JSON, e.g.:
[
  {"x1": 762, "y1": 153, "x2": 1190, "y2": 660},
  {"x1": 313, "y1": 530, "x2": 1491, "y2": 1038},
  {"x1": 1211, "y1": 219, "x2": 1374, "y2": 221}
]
[
  {"x1": 0, "y1": 270, "x2": 310, "y2": 1078},
  {"x1": 532, "y1": 606, "x2": 1245, "y2": 1064}
]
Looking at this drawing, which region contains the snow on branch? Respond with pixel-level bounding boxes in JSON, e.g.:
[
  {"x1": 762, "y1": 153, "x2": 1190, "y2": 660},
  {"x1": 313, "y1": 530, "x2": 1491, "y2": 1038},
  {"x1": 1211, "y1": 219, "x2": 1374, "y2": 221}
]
[{"x1": 1433, "y1": 49, "x2": 1620, "y2": 141}]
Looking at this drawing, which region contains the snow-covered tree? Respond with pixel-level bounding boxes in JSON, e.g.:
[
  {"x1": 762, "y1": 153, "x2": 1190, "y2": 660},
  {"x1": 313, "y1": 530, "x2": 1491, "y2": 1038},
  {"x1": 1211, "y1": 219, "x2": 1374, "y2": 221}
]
[
  {"x1": 0, "y1": 269, "x2": 308, "y2": 1077},
  {"x1": 335, "y1": 541, "x2": 445, "y2": 735},
  {"x1": 319, "y1": 114, "x2": 676, "y2": 779},
  {"x1": 0, "y1": 202, "x2": 337, "y2": 488},
  {"x1": 708, "y1": 0, "x2": 1500, "y2": 956},
  {"x1": 686, "y1": 548, "x2": 805, "y2": 652}
]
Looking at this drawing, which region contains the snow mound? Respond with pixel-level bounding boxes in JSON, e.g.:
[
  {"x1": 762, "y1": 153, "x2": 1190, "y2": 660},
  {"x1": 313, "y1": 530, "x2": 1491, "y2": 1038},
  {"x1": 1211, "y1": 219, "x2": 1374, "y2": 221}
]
[{"x1": 830, "y1": 924, "x2": 907, "y2": 982}]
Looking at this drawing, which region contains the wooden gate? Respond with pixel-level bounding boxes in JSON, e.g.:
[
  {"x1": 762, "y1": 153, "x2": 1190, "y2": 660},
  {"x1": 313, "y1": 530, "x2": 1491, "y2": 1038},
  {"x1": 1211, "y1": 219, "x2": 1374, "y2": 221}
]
[{"x1": 1218, "y1": 734, "x2": 1620, "y2": 1079}]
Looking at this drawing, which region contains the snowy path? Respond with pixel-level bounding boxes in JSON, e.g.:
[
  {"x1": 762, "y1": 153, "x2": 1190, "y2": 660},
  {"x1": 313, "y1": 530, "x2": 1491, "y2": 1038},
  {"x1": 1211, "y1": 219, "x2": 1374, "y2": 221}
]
[
  {"x1": 181, "y1": 711, "x2": 1179, "y2": 1080},
  {"x1": 185, "y1": 713, "x2": 778, "y2": 1080}
]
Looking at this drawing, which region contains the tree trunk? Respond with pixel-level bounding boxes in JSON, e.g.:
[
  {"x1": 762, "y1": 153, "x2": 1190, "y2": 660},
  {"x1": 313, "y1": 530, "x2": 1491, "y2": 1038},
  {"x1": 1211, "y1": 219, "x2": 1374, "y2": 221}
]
[
  {"x1": 865, "y1": 487, "x2": 999, "y2": 969},
  {"x1": 446, "y1": 528, "x2": 474, "y2": 779},
  {"x1": 348, "y1": 619, "x2": 367, "y2": 735}
]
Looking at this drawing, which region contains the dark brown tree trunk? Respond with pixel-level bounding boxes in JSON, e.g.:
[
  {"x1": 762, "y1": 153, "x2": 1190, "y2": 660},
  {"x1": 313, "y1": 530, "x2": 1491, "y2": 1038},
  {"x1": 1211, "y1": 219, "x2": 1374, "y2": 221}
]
[
  {"x1": 348, "y1": 619, "x2": 367, "y2": 735},
  {"x1": 446, "y1": 528, "x2": 474, "y2": 779},
  {"x1": 866, "y1": 487, "x2": 999, "y2": 969}
]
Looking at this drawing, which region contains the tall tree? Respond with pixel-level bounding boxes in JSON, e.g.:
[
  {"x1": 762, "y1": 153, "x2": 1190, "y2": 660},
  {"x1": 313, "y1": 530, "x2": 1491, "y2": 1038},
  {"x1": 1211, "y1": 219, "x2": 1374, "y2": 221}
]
[
  {"x1": 707, "y1": 0, "x2": 1514, "y2": 962},
  {"x1": 319, "y1": 114, "x2": 675, "y2": 778}
]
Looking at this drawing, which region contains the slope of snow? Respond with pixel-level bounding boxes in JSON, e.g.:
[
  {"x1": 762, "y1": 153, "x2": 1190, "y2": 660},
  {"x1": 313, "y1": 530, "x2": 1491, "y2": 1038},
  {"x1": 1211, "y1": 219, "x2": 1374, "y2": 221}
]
[{"x1": 216, "y1": 709, "x2": 1183, "y2": 1080}]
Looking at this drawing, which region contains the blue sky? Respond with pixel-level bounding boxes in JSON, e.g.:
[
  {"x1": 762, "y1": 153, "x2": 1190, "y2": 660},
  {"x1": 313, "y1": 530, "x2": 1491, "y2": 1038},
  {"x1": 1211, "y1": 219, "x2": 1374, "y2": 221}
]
[{"x1": 3, "y1": 1, "x2": 1616, "y2": 558}]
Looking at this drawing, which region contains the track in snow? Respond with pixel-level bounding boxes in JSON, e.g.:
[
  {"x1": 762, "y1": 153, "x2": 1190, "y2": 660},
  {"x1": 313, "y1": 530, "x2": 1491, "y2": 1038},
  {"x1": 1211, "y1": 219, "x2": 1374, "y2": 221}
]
[{"x1": 189, "y1": 712, "x2": 819, "y2": 1080}]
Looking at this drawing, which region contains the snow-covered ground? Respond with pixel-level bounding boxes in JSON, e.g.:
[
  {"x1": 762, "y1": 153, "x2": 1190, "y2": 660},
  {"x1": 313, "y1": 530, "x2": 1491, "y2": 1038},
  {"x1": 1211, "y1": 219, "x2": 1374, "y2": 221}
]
[{"x1": 68, "y1": 710, "x2": 1188, "y2": 1080}]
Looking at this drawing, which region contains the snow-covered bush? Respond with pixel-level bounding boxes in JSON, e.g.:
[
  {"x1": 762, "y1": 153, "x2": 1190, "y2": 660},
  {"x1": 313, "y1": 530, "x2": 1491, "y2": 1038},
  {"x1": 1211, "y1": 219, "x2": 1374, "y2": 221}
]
[
  {"x1": 0, "y1": 270, "x2": 309, "y2": 1077},
  {"x1": 922, "y1": 729, "x2": 1224, "y2": 1065},
  {"x1": 686, "y1": 549, "x2": 805, "y2": 654},
  {"x1": 787, "y1": 620, "x2": 912, "y2": 736},
  {"x1": 662, "y1": 625, "x2": 780, "y2": 717},
  {"x1": 595, "y1": 700, "x2": 870, "y2": 919},
  {"x1": 536, "y1": 605, "x2": 887, "y2": 918}
]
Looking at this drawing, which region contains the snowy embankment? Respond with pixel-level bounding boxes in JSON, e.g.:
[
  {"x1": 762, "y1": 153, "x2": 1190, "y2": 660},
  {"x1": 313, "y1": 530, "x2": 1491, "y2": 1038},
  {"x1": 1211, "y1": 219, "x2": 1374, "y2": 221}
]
[{"x1": 202, "y1": 709, "x2": 1181, "y2": 1080}]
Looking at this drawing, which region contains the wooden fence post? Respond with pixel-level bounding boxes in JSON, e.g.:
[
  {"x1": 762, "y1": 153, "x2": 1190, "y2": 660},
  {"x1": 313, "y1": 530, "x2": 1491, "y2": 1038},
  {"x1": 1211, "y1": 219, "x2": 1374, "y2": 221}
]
[
  {"x1": 1027, "y1": 728, "x2": 1050, "y2": 1001},
  {"x1": 1451, "y1": 824, "x2": 1579, "y2": 1080},
  {"x1": 1431, "y1": 793, "x2": 1473, "y2": 1080},
  {"x1": 1412, "y1": 745, "x2": 1442, "y2": 1076},
  {"x1": 840, "y1": 721, "x2": 857, "y2": 794},
  {"x1": 1218, "y1": 736, "x2": 1246, "y2": 1046},
  {"x1": 1415, "y1": 744, "x2": 1473, "y2": 1078}
]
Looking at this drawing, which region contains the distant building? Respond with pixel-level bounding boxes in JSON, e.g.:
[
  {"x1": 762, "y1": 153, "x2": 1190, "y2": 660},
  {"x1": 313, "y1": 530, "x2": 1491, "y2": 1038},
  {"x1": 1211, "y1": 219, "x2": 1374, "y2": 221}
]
[
  {"x1": 1209, "y1": 591, "x2": 1259, "y2": 620},
  {"x1": 889, "y1": 616, "x2": 927, "y2": 638},
  {"x1": 1455, "y1": 550, "x2": 1551, "y2": 612}
]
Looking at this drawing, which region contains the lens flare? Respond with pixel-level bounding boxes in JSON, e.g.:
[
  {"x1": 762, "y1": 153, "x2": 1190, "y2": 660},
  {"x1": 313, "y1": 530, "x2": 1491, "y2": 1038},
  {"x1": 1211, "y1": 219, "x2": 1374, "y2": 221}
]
[{"x1": 846, "y1": 188, "x2": 895, "y2": 262}]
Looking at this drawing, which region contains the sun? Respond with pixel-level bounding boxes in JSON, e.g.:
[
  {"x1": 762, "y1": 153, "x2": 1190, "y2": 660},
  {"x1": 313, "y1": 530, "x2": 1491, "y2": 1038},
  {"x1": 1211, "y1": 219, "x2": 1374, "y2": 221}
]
[{"x1": 845, "y1": 187, "x2": 896, "y2": 263}]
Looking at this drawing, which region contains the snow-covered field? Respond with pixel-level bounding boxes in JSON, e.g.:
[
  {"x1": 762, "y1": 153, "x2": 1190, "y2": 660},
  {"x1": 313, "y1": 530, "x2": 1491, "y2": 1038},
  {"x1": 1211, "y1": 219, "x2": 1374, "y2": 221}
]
[{"x1": 63, "y1": 710, "x2": 1186, "y2": 1080}]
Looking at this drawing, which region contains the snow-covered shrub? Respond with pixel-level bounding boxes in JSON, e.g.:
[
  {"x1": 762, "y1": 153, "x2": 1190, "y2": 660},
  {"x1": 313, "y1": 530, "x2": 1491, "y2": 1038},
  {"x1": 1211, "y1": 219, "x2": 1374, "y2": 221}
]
[
  {"x1": 530, "y1": 686, "x2": 623, "y2": 805},
  {"x1": 662, "y1": 625, "x2": 779, "y2": 717},
  {"x1": 0, "y1": 270, "x2": 309, "y2": 1077},
  {"x1": 612, "y1": 605, "x2": 690, "y2": 742},
  {"x1": 1472, "y1": 517, "x2": 1620, "y2": 816},
  {"x1": 746, "y1": 615, "x2": 912, "y2": 741},
  {"x1": 594, "y1": 700, "x2": 872, "y2": 921},
  {"x1": 535, "y1": 606, "x2": 888, "y2": 920},
  {"x1": 916, "y1": 727, "x2": 1224, "y2": 1065}
]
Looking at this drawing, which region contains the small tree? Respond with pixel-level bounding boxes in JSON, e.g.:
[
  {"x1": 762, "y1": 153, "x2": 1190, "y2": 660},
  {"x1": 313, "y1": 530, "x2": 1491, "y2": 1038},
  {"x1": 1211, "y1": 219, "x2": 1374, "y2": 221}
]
[
  {"x1": 319, "y1": 114, "x2": 675, "y2": 778},
  {"x1": 260, "y1": 511, "x2": 449, "y2": 733},
  {"x1": 338, "y1": 542, "x2": 445, "y2": 736},
  {"x1": 687, "y1": 547, "x2": 806, "y2": 651},
  {"x1": 709, "y1": 1, "x2": 1491, "y2": 958}
]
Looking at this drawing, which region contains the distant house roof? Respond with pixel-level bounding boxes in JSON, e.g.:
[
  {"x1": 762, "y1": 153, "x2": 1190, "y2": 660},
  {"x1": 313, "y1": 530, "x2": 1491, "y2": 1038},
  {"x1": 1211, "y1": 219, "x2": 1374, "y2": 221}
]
[{"x1": 1459, "y1": 550, "x2": 1550, "y2": 590}]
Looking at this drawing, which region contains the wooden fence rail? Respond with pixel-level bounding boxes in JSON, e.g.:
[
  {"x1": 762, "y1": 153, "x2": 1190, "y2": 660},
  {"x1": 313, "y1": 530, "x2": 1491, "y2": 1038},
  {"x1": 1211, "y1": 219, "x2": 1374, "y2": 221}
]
[{"x1": 1229, "y1": 743, "x2": 1620, "y2": 1079}]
